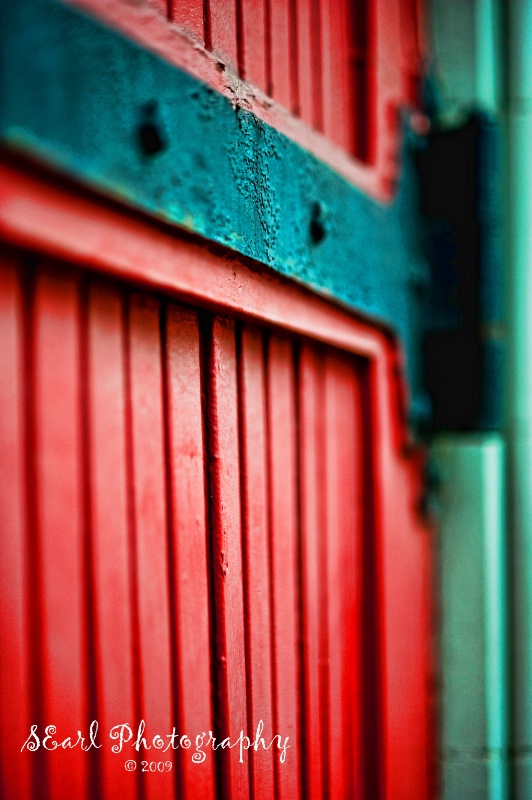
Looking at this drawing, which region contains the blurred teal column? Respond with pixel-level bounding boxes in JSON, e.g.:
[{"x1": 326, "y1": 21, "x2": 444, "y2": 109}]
[
  {"x1": 505, "y1": 2, "x2": 532, "y2": 796},
  {"x1": 430, "y1": 1, "x2": 508, "y2": 798},
  {"x1": 433, "y1": 438, "x2": 508, "y2": 800}
]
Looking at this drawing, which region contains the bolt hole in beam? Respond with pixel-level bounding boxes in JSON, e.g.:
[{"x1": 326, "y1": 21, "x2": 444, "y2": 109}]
[{"x1": 138, "y1": 101, "x2": 167, "y2": 157}]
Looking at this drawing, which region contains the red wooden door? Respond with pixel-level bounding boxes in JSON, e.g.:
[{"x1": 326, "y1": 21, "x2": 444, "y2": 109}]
[{"x1": 0, "y1": 159, "x2": 432, "y2": 799}]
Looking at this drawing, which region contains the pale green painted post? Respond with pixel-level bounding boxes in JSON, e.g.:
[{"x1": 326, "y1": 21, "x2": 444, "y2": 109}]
[
  {"x1": 505, "y1": 2, "x2": 532, "y2": 796},
  {"x1": 433, "y1": 436, "x2": 508, "y2": 800},
  {"x1": 430, "y1": 1, "x2": 508, "y2": 796}
]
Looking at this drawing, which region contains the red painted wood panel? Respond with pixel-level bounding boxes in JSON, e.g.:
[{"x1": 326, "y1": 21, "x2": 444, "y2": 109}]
[
  {"x1": 298, "y1": 344, "x2": 326, "y2": 800},
  {"x1": 87, "y1": 282, "x2": 138, "y2": 799},
  {"x1": 163, "y1": 305, "x2": 215, "y2": 800},
  {"x1": 209, "y1": 0, "x2": 238, "y2": 69},
  {"x1": 324, "y1": 353, "x2": 364, "y2": 799},
  {"x1": 206, "y1": 317, "x2": 250, "y2": 800},
  {"x1": 0, "y1": 162, "x2": 433, "y2": 799},
  {"x1": 266, "y1": 334, "x2": 301, "y2": 800},
  {"x1": 295, "y1": 0, "x2": 323, "y2": 129},
  {"x1": 321, "y1": 0, "x2": 353, "y2": 152},
  {"x1": 238, "y1": 326, "x2": 275, "y2": 799},
  {"x1": 170, "y1": 0, "x2": 205, "y2": 42},
  {"x1": 33, "y1": 266, "x2": 89, "y2": 799},
  {"x1": 127, "y1": 294, "x2": 175, "y2": 800},
  {"x1": 269, "y1": 0, "x2": 294, "y2": 111},
  {"x1": 239, "y1": 0, "x2": 267, "y2": 92},
  {"x1": 0, "y1": 256, "x2": 32, "y2": 800}
]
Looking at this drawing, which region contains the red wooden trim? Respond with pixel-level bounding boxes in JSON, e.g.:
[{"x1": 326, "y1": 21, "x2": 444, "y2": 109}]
[
  {"x1": 298, "y1": 345, "x2": 325, "y2": 800},
  {"x1": 0, "y1": 257, "x2": 32, "y2": 800},
  {"x1": 127, "y1": 294, "x2": 175, "y2": 800},
  {"x1": 266, "y1": 334, "x2": 301, "y2": 800},
  {"x1": 239, "y1": 0, "x2": 267, "y2": 93},
  {"x1": 206, "y1": 317, "x2": 250, "y2": 800},
  {"x1": 163, "y1": 305, "x2": 216, "y2": 800},
  {"x1": 237, "y1": 326, "x2": 276, "y2": 798},
  {"x1": 33, "y1": 266, "x2": 89, "y2": 799},
  {"x1": 0, "y1": 161, "x2": 386, "y2": 366},
  {"x1": 87, "y1": 282, "x2": 138, "y2": 800},
  {"x1": 67, "y1": 0, "x2": 385, "y2": 198}
]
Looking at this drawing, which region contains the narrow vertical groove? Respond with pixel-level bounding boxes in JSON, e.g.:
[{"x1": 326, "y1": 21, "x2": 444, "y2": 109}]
[
  {"x1": 159, "y1": 301, "x2": 184, "y2": 800},
  {"x1": 264, "y1": 0, "x2": 273, "y2": 98},
  {"x1": 78, "y1": 275, "x2": 101, "y2": 800},
  {"x1": 236, "y1": 322, "x2": 255, "y2": 800},
  {"x1": 236, "y1": 0, "x2": 245, "y2": 79},
  {"x1": 263, "y1": 331, "x2": 280, "y2": 800},
  {"x1": 122, "y1": 292, "x2": 145, "y2": 800},
  {"x1": 293, "y1": 342, "x2": 308, "y2": 800},
  {"x1": 203, "y1": 0, "x2": 212, "y2": 51},
  {"x1": 22, "y1": 258, "x2": 48, "y2": 800},
  {"x1": 199, "y1": 311, "x2": 226, "y2": 800},
  {"x1": 360, "y1": 362, "x2": 381, "y2": 800},
  {"x1": 318, "y1": 353, "x2": 329, "y2": 799},
  {"x1": 289, "y1": 0, "x2": 300, "y2": 116},
  {"x1": 311, "y1": 0, "x2": 324, "y2": 131},
  {"x1": 350, "y1": 0, "x2": 372, "y2": 162}
]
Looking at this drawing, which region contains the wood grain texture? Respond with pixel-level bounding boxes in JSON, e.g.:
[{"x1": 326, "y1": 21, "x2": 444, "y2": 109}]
[
  {"x1": 266, "y1": 334, "x2": 301, "y2": 800},
  {"x1": 170, "y1": 0, "x2": 205, "y2": 42},
  {"x1": 238, "y1": 326, "x2": 275, "y2": 799},
  {"x1": 206, "y1": 317, "x2": 250, "y2": 800},
  {"x1": 298, "y1": 344, "x2": 326, "y2": 800},
  {"x1": 239, "y1": 0, "x2": 267, "y2": 91},
  {"x1": 0, "y1": 256, "x2": 32, "y2": 800},
  {"x1": 164, "y1": 305, "x2": 215, "y2": 800},
  {"x1": 324, "y1": 352, "x2": 364, "y2": 799},
  {"x1": 33, "y1": 266, "x2": 89, "y2": 799},
  {"x1": 87, "y1": 282, "x2": 138, "y2": 799},
  {"x1": 127, "y1": 294, "x2": 175, "y2": 800},
  {"x1": 209, "y1": 0, "x2": 238, "y2": 68}
]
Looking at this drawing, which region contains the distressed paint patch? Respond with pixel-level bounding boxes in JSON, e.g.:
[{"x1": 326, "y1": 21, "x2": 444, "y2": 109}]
[{"x1": 0, "y1": 0, "x2": 430, "y2": 421}]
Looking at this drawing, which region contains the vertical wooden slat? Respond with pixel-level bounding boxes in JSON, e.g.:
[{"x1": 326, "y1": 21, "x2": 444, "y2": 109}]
[
  {"x1": 324, "y1": 353, "x2": 364, "y2": 799},
  {"x1": 298, "y1": 344, "x2": 326, "y2": 800},
  {"x1": 321, "y1": 0, "x2": 353, "y2": 151},
  {"x1": 87, "y1": 282, "x2": 137, "y2": 800},
  {"x1": 295, "y1": 0, "x2": 323, "y2": 129},
  {"x1": 269, "y1": 0, "x2": 294, "y2": 110},
  {"x1": 170, "y1": 0, "x2": 205, "y2": 42},
  {"x1": 206, "y1": 317, "x2": 249, "y2": 800},
  {"x1": 238, "y1": 326, "x2": 275, "y2": 799},
  {"x1": 164, "y1": 305, "x2": 215, "y2": 800},
  {"x1": 240, "y1": 0, "x2": 267, "y2": 93},
  {"x1": 34, "y1": 266, "x2": 89, "y2": 799},
  {"x1": 128, "y1": 294, "x2": 175, "y2": 800},
  {"x1": 266, "y1": 334, "x2": 301, "y2": 800},
  {"x1": 209, "y1": 0, "x2": 239, "y2": 70},
  {"x1": 0, "y1": 256, "x2": 31, "y2": 800}
]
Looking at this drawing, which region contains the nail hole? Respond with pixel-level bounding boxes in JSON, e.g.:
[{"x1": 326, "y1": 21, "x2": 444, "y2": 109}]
[
  {"x1": 310, "y1": 201, "x2": 329, "y2": 245},
  {"x1": 138, "y1": 101, "x2": 167, "y2": 157}
]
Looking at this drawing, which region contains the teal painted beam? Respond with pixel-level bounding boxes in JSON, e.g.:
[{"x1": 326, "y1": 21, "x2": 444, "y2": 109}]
[
  {"x1": 0, "y1": 0, "x2": 430, "y2": 423},
  {"x1": 432, "y1": 435, "x2": 508, "y2": 800}
]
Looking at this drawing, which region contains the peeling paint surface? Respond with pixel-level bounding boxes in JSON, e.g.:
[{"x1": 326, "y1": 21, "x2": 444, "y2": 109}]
[{"x1": 0, "y1": 0, "x2": 430, "y2": 420}]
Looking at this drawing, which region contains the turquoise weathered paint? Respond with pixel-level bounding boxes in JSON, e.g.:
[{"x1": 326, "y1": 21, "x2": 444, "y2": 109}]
[
  {"x1": 0, "y1": 0, "x2": 430, "y2": 422},
  {"x1": 432, "y1": 435, "x2": 508, "y2": 800}
]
